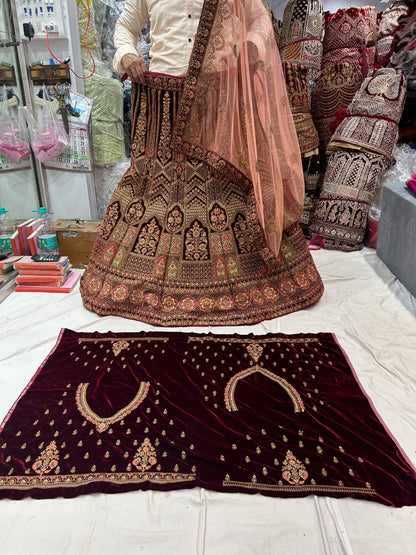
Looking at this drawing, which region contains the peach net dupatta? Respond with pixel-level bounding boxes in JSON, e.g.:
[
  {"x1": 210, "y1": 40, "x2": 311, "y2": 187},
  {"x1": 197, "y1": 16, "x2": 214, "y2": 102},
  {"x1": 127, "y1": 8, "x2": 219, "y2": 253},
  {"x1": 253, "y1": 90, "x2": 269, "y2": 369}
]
[{"x1": 171, "y1": 0, "x2": 304, "y2": 256}]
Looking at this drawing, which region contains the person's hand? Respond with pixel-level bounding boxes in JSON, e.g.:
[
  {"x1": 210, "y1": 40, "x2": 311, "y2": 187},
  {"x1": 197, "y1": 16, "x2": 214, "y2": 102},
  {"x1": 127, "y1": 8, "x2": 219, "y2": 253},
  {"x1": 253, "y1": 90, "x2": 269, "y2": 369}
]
[{"x1": 121, "y1": 53, "x2": 147, "y2": 83}]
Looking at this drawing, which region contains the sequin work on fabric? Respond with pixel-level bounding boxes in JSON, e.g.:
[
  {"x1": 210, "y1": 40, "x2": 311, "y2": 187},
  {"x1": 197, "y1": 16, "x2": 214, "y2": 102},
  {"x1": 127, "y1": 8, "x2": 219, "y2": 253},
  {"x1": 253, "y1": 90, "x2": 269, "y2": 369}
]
[{"x1": 80, "y1": 75, "x2": 323, "y2": 326}]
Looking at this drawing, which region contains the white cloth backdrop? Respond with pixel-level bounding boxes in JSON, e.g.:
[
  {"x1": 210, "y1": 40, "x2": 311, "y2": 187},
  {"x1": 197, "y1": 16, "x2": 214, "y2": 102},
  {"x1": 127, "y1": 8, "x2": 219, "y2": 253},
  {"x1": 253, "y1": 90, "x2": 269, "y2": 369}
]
[{"x1": 0, "y1": 248, "x2": 416, "y2": 554}]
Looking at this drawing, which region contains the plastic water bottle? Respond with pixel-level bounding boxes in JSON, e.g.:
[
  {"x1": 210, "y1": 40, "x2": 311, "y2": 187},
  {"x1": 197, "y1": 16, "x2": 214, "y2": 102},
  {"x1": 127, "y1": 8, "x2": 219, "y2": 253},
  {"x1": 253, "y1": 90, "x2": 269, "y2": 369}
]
[
  {"x1": 33, "y1": 207, "x2": 59, "y2": 254},
  {"x1": 0, "y1": 207, "x2": 13, "y2": 251}
]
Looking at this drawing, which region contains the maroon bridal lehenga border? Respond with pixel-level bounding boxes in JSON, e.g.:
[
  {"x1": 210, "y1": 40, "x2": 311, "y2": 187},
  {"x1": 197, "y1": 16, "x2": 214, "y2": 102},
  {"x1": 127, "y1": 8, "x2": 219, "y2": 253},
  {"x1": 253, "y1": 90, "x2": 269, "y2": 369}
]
[{"x1": 1, "y1": 329, "x2": 416, "y2": 506}]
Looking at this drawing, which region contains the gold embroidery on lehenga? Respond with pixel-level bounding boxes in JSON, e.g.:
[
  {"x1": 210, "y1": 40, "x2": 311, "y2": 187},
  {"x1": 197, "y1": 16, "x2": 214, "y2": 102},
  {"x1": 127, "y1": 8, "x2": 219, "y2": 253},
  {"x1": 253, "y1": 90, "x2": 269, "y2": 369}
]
[{"x1": 75, "y1": 382, "x2": 150, "y2": 433}]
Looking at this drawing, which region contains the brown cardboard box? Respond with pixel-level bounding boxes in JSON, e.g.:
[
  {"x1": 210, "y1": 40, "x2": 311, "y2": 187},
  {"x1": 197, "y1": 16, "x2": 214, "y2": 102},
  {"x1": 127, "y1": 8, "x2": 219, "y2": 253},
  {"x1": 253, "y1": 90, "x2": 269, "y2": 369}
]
[{"x1": 55, "y1": 219, "x2": 102, "y2": 268}]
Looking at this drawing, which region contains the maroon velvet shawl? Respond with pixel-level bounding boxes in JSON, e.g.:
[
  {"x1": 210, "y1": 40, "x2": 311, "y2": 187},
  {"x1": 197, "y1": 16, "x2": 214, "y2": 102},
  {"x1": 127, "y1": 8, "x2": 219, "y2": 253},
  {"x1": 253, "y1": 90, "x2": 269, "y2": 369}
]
[{"x1": 1, "y1": 330, "x2": 416, "y2": 506}]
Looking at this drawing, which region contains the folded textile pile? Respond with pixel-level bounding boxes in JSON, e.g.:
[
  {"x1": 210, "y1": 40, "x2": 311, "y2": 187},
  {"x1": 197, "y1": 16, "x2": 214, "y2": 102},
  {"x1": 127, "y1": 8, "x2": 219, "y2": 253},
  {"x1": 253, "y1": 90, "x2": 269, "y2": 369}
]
[
  {"x1": 312, "y1": 62, "x2": 364, "y2": 151},
  {"x1": 322, "y1": 6, "x2": 377, "y2": 78},
  {"x1": 279, "y1": 0, "x2": 325, "y2": 81},
  {"x1": 283, "y1": 62, "x2": 319, "y2": 157},
  {"x1": 389, "y1": 4, "x2": 416, "y2": 90},
  {"x1": 375, "y1": 0, "x2": 411, "y2": 67},
  {"x1": 310, "y1": 68, "x2": 407, "y2": 251}
]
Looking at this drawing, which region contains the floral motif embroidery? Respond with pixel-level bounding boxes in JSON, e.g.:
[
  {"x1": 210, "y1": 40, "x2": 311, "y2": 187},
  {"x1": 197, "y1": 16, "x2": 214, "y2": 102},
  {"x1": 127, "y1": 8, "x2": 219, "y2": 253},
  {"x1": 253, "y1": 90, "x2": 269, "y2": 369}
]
[
  {"x1": 246, "y1": 343, "x2": 263, "y2": 362},
  {"x1": 145, "y1": 293, "x2": 160, "y2": 307},
  {"x1": 76, "y1": 381, "x2": 150, "y2": 433},
  {"x1": 166, "y1": 206, "x2": 184, "y2": 234},
  {"x1": 132, "y1": 438, "x2": 157, "y2": 472},
  {"x1": 263, "y1": 284, "x2": 279, "y2": 302},
  {"x1": 218, "y1": 295, "x2": 234, "y2": 311},
  {"x1": 224, "y1": 364, "x2": 305, "y2": 413},
  {"x1": 32, "y1": 441, "x2": 59, "y2": 475},
  {"x1": 180, "y1": 297, "x2": 197, "y2": 312},
  {"x1": 99, "y1": 280, "x2": 111, "y2": 298},
  {"x1": 125, "y1": 200, "x2": 146, "y2": 226},
  {"x1": 184, "y1": 220, "x2": 209, "y2": 261},
  {"x1": 199, "y1": 296, "x2": 215, "y2": 312},
  {"x1": 233, "y1": 214, "x2": 256, "y2": 253},
  {"x1": 112, "y1": 340, "x2": 129, "y2": 356},
  {"x1": 282, "y1": 450, "x2": 309, "y2": 485},
  {"x1": 99, "y1": 202, "x2": 120, "y2": 240},
  {"x1": 111, "y1": 285, "x2": 129, "y2": 302},
  {"x1": 135, "y1": 217, "x2": 162, "y2": 257},
  {"x1": 101, "y1": 244, "x2": 117, "y2": 265},
  {"x1": 215, "y1": 257, "x2": 228, "y2": 278},
  {"x1": 279, "y1": 279, "x2": 296, "y2": 297},
  {"x1": 234, "y1": 291, "x2": 251, "y2": 309},
  {"x1": 226, "y1": 256, "x2": 239, "y2": 276},
  {"x1": 154, "y1": 257, "x2": 167, "y2": 278},
  {"x1": 209, "y1": 203, "x2": 228, "y2": 232},
  {"x1": 130, "y1": 287, "x2": 145, "y2": 305},
  {"x1": 157, "y1": 91, "x2": 173, "y2": 166},
  {"x1": 162, "y1": 295, "x2": 178, "y2": 312},
  {"x1": 251, "y1": 287, "x2": 263, "y2": 304},
  {"x1": 112, "y1": 246, "x2": 127, "y2": 268},
  {"x1": 112, "y1": 222, "x2": 128, "y2": 242},
  {"x1": 166, "y1": 260, "x2": 179, "y2": 279},
  {"x1": 295, "y1": 272, "x2": 309, "y2": 289},
  {"x1": 88, "y1": 277, "x2": 102, "y2": 294}
]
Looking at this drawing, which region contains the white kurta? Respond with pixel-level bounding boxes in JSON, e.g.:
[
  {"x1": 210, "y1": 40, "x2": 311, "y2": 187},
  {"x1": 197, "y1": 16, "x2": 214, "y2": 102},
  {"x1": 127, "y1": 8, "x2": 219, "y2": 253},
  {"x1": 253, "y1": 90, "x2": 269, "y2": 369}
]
[{"x1": 113, "y1": 0, "x2": 204, "y2": 76}]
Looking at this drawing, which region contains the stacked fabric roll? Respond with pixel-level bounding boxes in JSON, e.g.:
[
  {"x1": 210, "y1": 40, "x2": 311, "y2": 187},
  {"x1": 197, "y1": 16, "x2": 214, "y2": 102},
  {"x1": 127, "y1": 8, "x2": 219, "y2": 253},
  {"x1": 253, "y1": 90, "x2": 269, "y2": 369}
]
[
  {"x1": 310, "y1": 68, "x2": 407, "y2": 251},
  {"x1": 375, "y1": 0, "x2": 410, "y2": 67},
  {"x1": 279, "y1": 0, "x2": 325, "y2": 81},
  {"x1": 322, "y1": 6, "x2": 377, "y2": 78},
  {"x1": 301, "y1": 6, "x2": 377, "y2": 233},
  {"x1": 312, "y1": 62, "x2": 364, "y2": 151},
  {"x1": 282, "y1": 62, "x2": 319, "y2": 157}
]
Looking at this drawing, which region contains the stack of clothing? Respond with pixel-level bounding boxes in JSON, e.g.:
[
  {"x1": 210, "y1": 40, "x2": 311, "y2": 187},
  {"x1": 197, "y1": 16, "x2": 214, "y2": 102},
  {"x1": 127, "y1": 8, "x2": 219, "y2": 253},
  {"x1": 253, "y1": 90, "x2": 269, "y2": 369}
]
[
  {"x1": 375, "y1": 0, "x2": 411, "y2": 68},
  {"x1": 282, "y1": 62, "x2": 319, "y2": 158},
  {"x1": 310, "y1": 68, "x2": 407, "y2": 251},
  {"x1": 322, "y1": 6, "x2": 378, "y2": 78},
  {"x1": 279, "y1": 0, "x2": 325, "y2": 81},
  {"x1": 301, "y1": 6, "x2": 378, "y2": 233},
  {"x1": 278, "y1": 0, "x2": 324, "y2": 230},
  {"x1": 311, "y1": 62, "x2": 364, "y2": 151},
  {"x1": 388, "y1": 2, "x2": 416, "y2": 90}
]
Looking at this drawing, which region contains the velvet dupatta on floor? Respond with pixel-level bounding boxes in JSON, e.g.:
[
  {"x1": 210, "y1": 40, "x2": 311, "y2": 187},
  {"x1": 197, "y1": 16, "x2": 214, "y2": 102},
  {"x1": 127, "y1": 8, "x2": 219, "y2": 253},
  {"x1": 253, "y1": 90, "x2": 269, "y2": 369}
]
[{"x1": 1, "y1": 329, "x2": 416, "y2": 507}]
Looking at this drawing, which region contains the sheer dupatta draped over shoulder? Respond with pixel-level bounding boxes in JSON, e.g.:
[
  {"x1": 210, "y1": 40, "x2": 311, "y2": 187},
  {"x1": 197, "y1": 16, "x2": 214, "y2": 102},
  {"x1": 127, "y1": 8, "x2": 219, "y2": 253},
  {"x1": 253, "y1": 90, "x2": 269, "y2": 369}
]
[{"x1": 171, "y1": 0, "x2": 304, "y2": 257}]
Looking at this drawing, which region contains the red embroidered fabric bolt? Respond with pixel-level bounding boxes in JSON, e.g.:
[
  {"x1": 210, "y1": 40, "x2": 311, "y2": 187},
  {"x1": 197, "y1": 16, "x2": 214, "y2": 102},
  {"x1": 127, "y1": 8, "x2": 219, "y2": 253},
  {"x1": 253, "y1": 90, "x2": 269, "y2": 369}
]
[{"x1": 1, "y1": 329, "x2": 416, "y2": 506}]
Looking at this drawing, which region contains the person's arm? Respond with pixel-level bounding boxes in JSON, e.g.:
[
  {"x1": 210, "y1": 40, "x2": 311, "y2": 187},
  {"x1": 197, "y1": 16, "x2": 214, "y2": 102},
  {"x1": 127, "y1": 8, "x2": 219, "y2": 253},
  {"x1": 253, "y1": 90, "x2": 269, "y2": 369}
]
[{"x1": 113, "y1": 0, "x2": 150, "y2": 81}]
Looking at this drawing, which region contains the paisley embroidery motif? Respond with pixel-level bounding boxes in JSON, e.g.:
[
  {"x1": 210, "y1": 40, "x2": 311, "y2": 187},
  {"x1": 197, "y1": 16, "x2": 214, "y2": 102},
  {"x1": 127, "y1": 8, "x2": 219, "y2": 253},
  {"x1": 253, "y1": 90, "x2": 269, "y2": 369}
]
[
  {"x1": 32, "y1": 441, "x2": 59, "y2": 475},
  {"x1": 282, "y1": 450, "x2": 309, "y2": 485},
  {"x1": 112, "y1": 340, "x2": 130, "y2": 356}
]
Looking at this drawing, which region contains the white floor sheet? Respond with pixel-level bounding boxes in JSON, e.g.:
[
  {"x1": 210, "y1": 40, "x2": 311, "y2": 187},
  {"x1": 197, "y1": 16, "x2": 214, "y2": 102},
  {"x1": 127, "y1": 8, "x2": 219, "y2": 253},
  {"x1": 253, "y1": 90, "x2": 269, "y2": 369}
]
[{"x1": 0, "y1": 247, "x2": 415, "y2": 555}]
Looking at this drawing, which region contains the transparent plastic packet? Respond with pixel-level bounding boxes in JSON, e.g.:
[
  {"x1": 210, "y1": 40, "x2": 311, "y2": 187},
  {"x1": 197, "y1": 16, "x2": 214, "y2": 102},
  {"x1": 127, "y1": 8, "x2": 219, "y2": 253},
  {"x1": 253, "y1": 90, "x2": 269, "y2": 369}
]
[
  {"x1": 24, "y1": 87, "x2": 69, "y2": 164},
  {"x1": 0, "y1": 87, "x2": 30, "y2": 163}
]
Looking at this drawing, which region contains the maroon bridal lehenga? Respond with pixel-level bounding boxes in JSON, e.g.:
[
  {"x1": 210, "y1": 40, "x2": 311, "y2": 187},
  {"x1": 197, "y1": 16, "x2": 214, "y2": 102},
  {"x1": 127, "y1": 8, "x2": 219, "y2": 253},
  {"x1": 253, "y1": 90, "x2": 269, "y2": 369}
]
[{"x1": 80, "y1": 0, "x2": 324, "y2": 326}]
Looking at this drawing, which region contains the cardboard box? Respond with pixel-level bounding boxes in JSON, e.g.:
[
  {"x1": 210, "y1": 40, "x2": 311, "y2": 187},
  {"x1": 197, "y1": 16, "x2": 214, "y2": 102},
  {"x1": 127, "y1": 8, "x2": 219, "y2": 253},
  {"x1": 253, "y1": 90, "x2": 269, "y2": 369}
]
[{"x1": 55, "y1": 219, "x2": 101, "y2": 269}]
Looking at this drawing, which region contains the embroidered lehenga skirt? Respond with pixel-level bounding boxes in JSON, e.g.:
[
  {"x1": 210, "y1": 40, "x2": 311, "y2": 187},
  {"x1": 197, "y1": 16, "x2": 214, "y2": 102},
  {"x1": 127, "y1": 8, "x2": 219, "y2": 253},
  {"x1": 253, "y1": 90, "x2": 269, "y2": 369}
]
[{"x1": 80, "y1": 74, "x2": 324, "y2": 326}]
